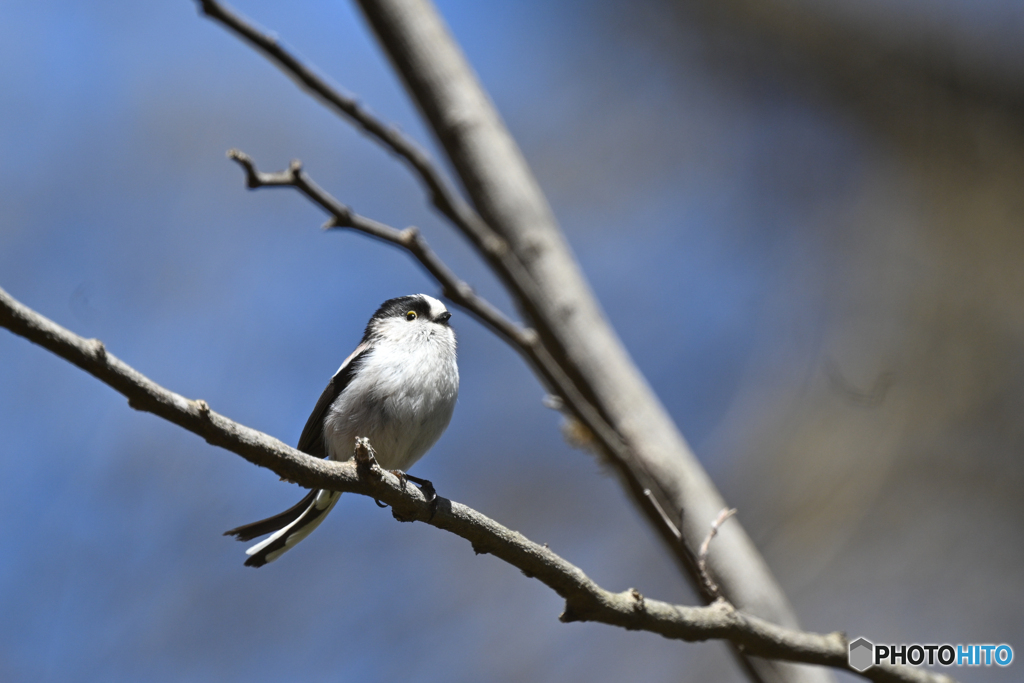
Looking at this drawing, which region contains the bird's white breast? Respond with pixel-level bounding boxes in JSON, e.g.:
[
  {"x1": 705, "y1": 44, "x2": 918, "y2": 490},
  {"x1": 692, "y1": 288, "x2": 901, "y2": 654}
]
[{"x1": 322, "y1": 322, "x2": 458, "y2": 472}]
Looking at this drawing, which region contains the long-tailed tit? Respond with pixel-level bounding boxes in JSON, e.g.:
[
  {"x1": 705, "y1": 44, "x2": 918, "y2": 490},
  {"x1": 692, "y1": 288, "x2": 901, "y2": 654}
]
[{"x1": 225, "y1": 294, "x2": 459, "y2": 567}]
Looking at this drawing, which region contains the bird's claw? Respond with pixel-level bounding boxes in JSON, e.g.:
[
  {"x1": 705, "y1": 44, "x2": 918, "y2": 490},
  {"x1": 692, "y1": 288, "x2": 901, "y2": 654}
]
[{"x1": 390, "y1": 470, "x2": 439, "y2": 521}]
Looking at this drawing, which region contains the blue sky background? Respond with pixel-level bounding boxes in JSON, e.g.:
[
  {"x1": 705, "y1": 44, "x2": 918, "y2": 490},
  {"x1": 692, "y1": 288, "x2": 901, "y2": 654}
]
[{"x1": 1, "y1": 1, "x2": 1021, "y2": 682}]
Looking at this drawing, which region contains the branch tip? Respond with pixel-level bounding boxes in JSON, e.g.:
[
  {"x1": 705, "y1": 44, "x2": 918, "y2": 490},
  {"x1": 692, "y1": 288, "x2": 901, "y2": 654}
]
[{"x1": 226, "y1": 148, "x2": 261, "y2": 188}]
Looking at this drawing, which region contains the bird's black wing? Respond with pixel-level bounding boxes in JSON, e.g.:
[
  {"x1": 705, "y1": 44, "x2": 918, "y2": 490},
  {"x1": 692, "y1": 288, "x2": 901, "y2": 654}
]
[
  {"x1": 223, "y1": 343, "x2": 370, "y2": 544},
  {"x1": 296, "y1": 342, "x2": 370, "y2": 458}
]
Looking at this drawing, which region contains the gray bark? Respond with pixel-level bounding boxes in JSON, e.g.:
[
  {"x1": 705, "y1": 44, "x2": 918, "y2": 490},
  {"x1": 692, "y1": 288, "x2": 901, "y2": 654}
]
[{"x1": 354, "y1": 2, "x2": 831, "y2": 681}]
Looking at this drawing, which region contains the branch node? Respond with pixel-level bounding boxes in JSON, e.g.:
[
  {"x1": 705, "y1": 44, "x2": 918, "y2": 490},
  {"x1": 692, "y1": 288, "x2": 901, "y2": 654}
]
[
  {"x1": 559, "y1": 602, "x2": 583, "y2": 623},
  {"x1": 90, "y1": 339, "x2": 107, "y2": 363},
  {"x1": 630, "y1": 588, "x2": 645, "y2": 612},
  {"x1": 327, "y1": 205, "x2": 354, "y2": 229},
  {"x1": 194, "y1": 399, "x2": 211, "y2": 419},
  {"x1": 399, "y1": 226, "x2": 419, "y2": 247},
  {"x1": 391, "y1": 506, "x2": 417, "y2": 523},
  {"x1": 288, "y1": 158, "x2": 303, "y2": 175},
  {"x1": 353, "y1": 436, "x2": 380, "y2": 479}
]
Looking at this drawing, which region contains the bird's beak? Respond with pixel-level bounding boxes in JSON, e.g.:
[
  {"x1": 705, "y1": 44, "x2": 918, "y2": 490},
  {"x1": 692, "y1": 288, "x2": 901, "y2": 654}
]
[{"x1": 437, "y1": 311, "x2": 452, "y2": 325}]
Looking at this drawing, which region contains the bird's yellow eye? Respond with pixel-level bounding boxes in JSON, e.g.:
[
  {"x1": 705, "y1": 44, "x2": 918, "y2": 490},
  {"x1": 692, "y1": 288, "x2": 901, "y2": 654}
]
[{"x1": 406, "y1": 311, "x2": 417, "y2": 321}]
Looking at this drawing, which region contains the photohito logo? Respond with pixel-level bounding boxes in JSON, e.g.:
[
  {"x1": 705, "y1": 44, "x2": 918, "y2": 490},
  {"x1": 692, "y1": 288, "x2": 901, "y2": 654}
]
[{"x1": 848, "y1": 637, "x2": 1014, "y2": 672}]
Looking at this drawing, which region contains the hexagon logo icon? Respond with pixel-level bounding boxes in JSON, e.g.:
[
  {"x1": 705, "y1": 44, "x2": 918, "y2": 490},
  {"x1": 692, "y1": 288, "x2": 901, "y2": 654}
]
[{"x1": 849, "y1": 637, "x2": 874, "y2": 672}]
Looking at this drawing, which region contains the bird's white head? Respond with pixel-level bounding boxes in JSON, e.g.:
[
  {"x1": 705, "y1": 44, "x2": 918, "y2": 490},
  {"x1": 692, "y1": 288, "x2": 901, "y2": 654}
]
[{"x1": 363, "y1": 294, "x2": 454, "y2": 346}]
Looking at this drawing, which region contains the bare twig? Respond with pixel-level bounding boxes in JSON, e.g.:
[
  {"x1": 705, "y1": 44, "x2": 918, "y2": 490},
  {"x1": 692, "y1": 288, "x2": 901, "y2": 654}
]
[
  {"x1": 643, "y1": 488, "x2": 683, "y2": 540},
  {"x1": 226, "y1": 149, "x2": 526, "y2": 350},
  {"x1": 0, "y1": 285, "x2": 955, "y2": 683},
  {"x1": 195, "y1": 0, "x2": 508, "y2": 263},
  {"x1": 698, "y1": 508, "x2": 738, "y2": 598}
]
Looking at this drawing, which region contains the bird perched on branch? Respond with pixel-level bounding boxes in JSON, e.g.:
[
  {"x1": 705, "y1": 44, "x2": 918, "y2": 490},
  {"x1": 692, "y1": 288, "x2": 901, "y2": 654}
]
[{"x1": 225, "y1": 294, "x2": 459, "y2": 567}]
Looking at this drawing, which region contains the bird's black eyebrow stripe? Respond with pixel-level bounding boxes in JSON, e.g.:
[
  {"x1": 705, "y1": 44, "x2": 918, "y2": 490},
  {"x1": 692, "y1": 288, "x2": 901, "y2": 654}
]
[
  {"x1": 369, "y1": 295, "x2": 432, "y2": 322},
  {"x1": 362, "y1": 295, "x2": 437, "y2": 340}
]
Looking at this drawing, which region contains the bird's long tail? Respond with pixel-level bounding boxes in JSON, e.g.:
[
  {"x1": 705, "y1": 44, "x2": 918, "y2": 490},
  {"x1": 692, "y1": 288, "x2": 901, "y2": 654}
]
[{"x1": 224, "y1": 489, "x2": 342, "y2": 567}]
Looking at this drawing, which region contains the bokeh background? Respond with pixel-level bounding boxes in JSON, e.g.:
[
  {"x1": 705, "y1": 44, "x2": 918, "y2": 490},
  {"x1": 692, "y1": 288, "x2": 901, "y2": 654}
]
[{"x1": 1, "y1": 1, "x2": 1021, "y2": 681}]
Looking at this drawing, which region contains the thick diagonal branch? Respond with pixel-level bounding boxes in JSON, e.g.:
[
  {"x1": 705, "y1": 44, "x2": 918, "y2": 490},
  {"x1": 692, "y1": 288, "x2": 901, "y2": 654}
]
[
  {"x1": 202, "y1": 3, "x2": 840, "y2": 681},
  {"x1": 0, "y1": 285, "x2": 955, "y2": 683}
]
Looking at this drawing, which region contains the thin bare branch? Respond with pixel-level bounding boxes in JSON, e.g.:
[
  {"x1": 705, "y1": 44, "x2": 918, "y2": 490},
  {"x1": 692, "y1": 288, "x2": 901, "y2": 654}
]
[
  {"x1": 349, "y1": 8, "x2": 819, "y2": 679},
  {"x1": 0, "y1": 285, "x2": 955, "y2": 683},
  {"x1": 226, "y1": 149, "x2": 527, "y2": 351},
  {"x1": 698, "y1": 508, "x2": 738, "y2": 599},
  {"x1": 194, "y1": 0, "x2": 504, "y2": 259},
  {"x1": 225, "y1": 149, "x2": 636, "y2": 485}
]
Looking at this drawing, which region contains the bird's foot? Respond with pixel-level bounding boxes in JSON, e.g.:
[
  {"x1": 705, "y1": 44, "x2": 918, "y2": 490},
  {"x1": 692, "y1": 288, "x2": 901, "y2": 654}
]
[{"x1": 390, "y1": 470, "x2": 438, "y2": 521}]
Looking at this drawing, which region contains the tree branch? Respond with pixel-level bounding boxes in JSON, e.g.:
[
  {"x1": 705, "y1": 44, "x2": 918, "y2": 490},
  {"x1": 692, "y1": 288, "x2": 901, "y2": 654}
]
[
  {"x1": 224, "y1": 149, "x2": 635, "y2": 478},
  {"x1": 226, "y1": 149, "x2": 527, "y2": 351},
  {"x1": 698, "y1": 507, "x2": 738, "y2": 599},
  {"x1": 0, "y1": 285, "x2": 956, "y2": 683},
  {"x1": 194, "y1": 0, "x2": 488, "y2": 244}
]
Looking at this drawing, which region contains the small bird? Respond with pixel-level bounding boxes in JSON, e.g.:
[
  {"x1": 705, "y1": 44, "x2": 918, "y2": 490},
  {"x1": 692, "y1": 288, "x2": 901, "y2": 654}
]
[{"x1": 225, "y1": 294, "x2": 459, "y2": 567}]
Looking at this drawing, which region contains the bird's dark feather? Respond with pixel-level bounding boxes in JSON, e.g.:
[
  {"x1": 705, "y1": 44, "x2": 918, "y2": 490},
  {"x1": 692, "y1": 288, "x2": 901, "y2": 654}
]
[
  {"x1": 222, "y1": 488, "x2": 318, "y2": 542},
  {"x1": 242, "y1": 499, "x2": 336, "y2": 568},
  {"x1": 296, "y1": 343, "x2": 369, "y2": 458},
  {"x1": 222, "y1": 343, "x2": 370, "y2": 546}
]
